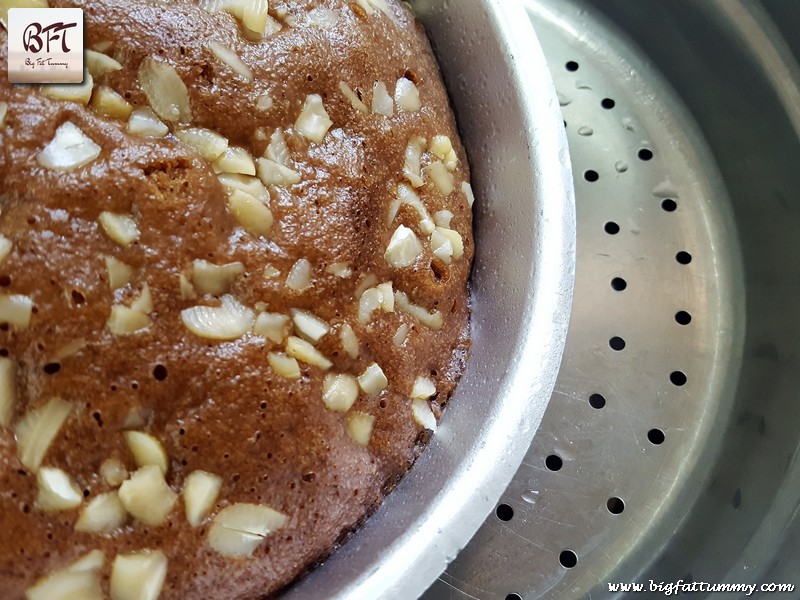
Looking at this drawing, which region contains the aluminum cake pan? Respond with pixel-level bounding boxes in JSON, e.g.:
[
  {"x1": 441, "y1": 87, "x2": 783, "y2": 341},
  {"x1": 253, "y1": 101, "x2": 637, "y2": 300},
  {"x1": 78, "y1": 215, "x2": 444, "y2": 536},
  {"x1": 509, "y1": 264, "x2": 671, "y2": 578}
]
[{"x1": 285, "y1": 1, "x2": 576, "y2": 598}]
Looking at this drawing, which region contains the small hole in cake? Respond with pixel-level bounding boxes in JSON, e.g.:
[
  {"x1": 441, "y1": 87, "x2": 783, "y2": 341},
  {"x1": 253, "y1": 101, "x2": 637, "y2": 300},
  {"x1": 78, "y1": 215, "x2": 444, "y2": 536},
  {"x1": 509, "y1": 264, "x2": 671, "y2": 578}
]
[
  {"x1": 0, "y1": 275, "x2": 11, "y2": 287},
  {"x1": 22, "y1": 504, "x2": 30, "y2": 514},
  {"x1": 379, "y1": 400, "x2": 387, "y2": 409},
  {"x1": 43, "y1": 362, "x2": 61, "y2": 375},
  {"x1": 179, "y1": 428, "x2": 185, "y2": 436},
  {"x1": 110, "y1": 384, "x2": 118, "y2": 392},
  {"x1": 306, "y1": 74, "x2": 313, "y2": 82},
  {"x1": 0, "y1": 324, "x2": 9, "y2": 331},
  {"x1": 83, "y1": 489, "x2": 90, "y2": 498},
  {"x1": 92, "y1": 412, "x2": 103, "y2": 427},
  {"x1": 0, "y1": 349, "x2": 8, "y2": 357},
  {"x1": 302, "y1": 472, "x2": 316, "y2": 482},
  {"x1": 130, "y1": 381, "x2": 139, "y2": 390},
  {"x1": 404, "y1": 69, "x2": 420, "y2": 84},
  {"x1": 27, "y1": 217, "x2": 36, "y2": 225},
  {"x1": 430, "y1": 259, "x2": 449, "y2": 282},
  {"x1": 71, "y1": 290, "x2": 86, "y2": 305},
  {"x1": 181, "y1": 459, "x2": 187, "y2": 466},
  {"x1": 260, "y1": 401, "x2": 267, "y2": 409},
  {"x1": 223, "y1": 453, "x2": 230, "y2": 459},
  {"x1": 153, "y1": 364, "x2": 168, "y2": 381},
  {"x1": 232, "y1": 474, "x2": 240, "y2": 482}
]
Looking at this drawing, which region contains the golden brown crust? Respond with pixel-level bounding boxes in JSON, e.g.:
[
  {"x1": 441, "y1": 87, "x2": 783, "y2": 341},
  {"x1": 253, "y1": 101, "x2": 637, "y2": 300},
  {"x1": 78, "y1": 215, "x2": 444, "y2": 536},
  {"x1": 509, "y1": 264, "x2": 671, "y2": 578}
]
[{"x1": 0, "y1": 1, "x2": 472, "y2": 597}]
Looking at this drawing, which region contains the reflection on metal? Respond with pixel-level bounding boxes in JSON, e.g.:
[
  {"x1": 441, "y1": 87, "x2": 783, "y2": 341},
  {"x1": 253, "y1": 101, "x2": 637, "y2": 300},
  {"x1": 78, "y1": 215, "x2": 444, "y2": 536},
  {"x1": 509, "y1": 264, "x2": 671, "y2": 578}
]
[{"x1": 424, "y1": 0, "x2": 800, "y2": 596}]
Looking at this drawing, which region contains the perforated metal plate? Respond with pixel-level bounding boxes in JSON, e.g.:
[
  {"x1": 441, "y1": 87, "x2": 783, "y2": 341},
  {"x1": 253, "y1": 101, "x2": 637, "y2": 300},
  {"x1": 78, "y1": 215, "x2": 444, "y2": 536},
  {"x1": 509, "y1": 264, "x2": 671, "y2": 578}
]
[{"x1": 424, "y1": 0, "x2": 744, "y2": 597}]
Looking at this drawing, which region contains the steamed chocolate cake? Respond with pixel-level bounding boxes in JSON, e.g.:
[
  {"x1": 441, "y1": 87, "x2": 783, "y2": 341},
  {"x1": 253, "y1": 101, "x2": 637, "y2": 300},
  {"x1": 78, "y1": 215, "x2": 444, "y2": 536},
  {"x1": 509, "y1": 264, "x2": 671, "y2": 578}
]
[{"x1": 0, "y1": 0, "x2": 473, "y2": 597}]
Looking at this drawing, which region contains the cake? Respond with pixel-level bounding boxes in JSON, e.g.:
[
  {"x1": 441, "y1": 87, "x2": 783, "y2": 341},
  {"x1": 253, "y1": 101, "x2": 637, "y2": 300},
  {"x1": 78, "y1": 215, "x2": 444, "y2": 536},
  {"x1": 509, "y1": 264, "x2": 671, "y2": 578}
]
[{"x1": 0, "y1": 1, "x2": 473, "y2": 597}]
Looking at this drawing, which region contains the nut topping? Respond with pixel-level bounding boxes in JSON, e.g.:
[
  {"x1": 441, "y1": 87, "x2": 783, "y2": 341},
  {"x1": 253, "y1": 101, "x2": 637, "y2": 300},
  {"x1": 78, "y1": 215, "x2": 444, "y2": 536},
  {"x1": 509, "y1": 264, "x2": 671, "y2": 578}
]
[
  {"x1": 98, "y1": 212, "x2": 140, "y2": 247},
  {"x1": 41, "y1": 72, "x2": 94, "y2": 104},
  {"x1": 184, "y1": 470, "x2": 222, "y2": 527},
  {"x1": 38, "y1": 122, "x2": 101, "y2": 171},
  {"x1": 215, "y1": 146, "x2": 256, "y2": 176},
  {"x1": 175, "y1": 127, "x2": 229, "y2": 161},
  {"x1": 191, "y1": 260, "x2": 245, "y2": 296},
  {"x1": 286, "y1": 258, "x2": 312, "y2": 292},
  {"x1": 394, "y1": 290, "x2": 443, "y2": 330},
  {"x1": 286, "y1": 336, "x2": 332, "y2": 370},
  {"x1": 75, "y1": 491, "x2": 127, "y2": 533},
  {"x1": 322, "y1": 373, "x2": 358, "y2": 412},
  {"x1": 15, "y1": 398, "x2": 72, "y2": 472},
  {"x1": 180, "y1": 294, "x2": 255, "y2": 340},
  {"x1": 228, "y1": 189, "x2": 274, "y2": 237},
  {"x1": 100, "y1": 457, "x2": 129, "y2": 488},
  {"x1": 85, "y1": 49, "x2": 123, "y2": 78},
  {"x1": 410, "y1": 376, "x2": 436, "y2": 399},
  {"x1": 107, "y1": 306, "x2": 150, "y2": 335},
  {"x1": 402, "y1": 137, "x2": 425, "y2": 188},
  {"x1": 208, "y1": 40, "x2": 254, "y2": 82},
  {"x1": 208, "y1": 503, "x2": 287, "y2": 558},
  {"x1": 127, "y1": 107, "x2": 169, "y2": 138},
  {"x1": 253, "y1": 312, "x2": 291, "y2": 343},
  {"x1": 340, "y1": 323, "x2": 359, "y2": 359},
  {"x1": 411, "y1": 399, "x2": 437, "y2": 431},
  {"x1": 384, "y1": 225, "x2": 422, "y2": 268},
  {"x1": 124, "y1": 431, "x2": 169, "y2": 474},
  {"x1": 110, "y1": 550, "x2": 168, "y2": 600},
  {"x1": 371, "y1": 81, "x2": 393, "y2": 116},
  {"x1": 295, "y1": 94, "x2": 333, "y2": 144},
  {"x1": 394, "y1": 77, "x2": 421, "y2": 112},
  {"x1": 90, "y1": 86, "x2": 133, "y2": 120},
  {"x1": 105, "y1": 256, "x2": 133, "y2": 290},
  {"x1": 267, "y1": 351, "x2": 301, "y2": 379},
  {"x1": 35, "y1": 467, "x2": 83, "y2": 511},
  {"x1": 138, "y1": 56, "x2": 191, "y2": 123},
  {"x1": 347, "y1": 411, "x2": 375, "y2": 446},
  {"x1": 118, "y1": 465, "x2": 178, "y2": 526},
  {"x1": 0, "y1": 358, "x2": 15, "y2": 427},
  {"x1": 290, "y1": 309, "x2": 330, "y2": 344},
  {"x1": 0, "y1": 234, "x2": 11, "y2": 263},
  {"x1": 357, "y1": 363, "x2": 388, "y2": 395},
  {"x1": 0, "y1": 294, "x2": 33, "y2": 328},
  {"x1": 338, "y1": 81, "x2": 368, "y2": 114}
]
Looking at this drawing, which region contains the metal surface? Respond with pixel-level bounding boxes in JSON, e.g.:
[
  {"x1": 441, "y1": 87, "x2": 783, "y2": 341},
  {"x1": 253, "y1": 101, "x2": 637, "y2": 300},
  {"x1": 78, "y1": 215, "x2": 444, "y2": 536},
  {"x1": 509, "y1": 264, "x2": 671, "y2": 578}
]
[
  {"x1": 285, "y1": 1, "x2": 576, "y2": 599},
  {"x1": 424, "y1": 0, "x2": 800, "y2": 598}
]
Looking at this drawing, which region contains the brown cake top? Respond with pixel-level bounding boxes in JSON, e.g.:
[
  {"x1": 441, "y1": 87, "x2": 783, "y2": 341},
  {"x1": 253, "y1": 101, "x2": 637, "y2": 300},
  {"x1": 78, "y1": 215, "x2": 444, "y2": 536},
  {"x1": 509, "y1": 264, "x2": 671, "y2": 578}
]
[{"x1": 0, "y1": 1, "x2": 472, "y2": 598}]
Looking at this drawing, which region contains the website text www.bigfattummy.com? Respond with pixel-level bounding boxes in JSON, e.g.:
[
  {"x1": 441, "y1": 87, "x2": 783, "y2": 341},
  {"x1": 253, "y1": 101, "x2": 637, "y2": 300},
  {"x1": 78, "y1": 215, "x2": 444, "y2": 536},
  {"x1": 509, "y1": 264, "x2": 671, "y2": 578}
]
[{"x1": 607, "y1": 580, "x2": 795, "y2": 595}]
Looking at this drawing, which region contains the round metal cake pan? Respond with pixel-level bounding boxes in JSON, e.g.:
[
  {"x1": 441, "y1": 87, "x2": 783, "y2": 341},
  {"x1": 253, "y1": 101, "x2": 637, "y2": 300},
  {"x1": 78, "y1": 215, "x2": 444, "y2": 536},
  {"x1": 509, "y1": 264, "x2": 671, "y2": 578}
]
[{"x1": 284, "y1": 1, "x2": 576, "y2": 598}]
